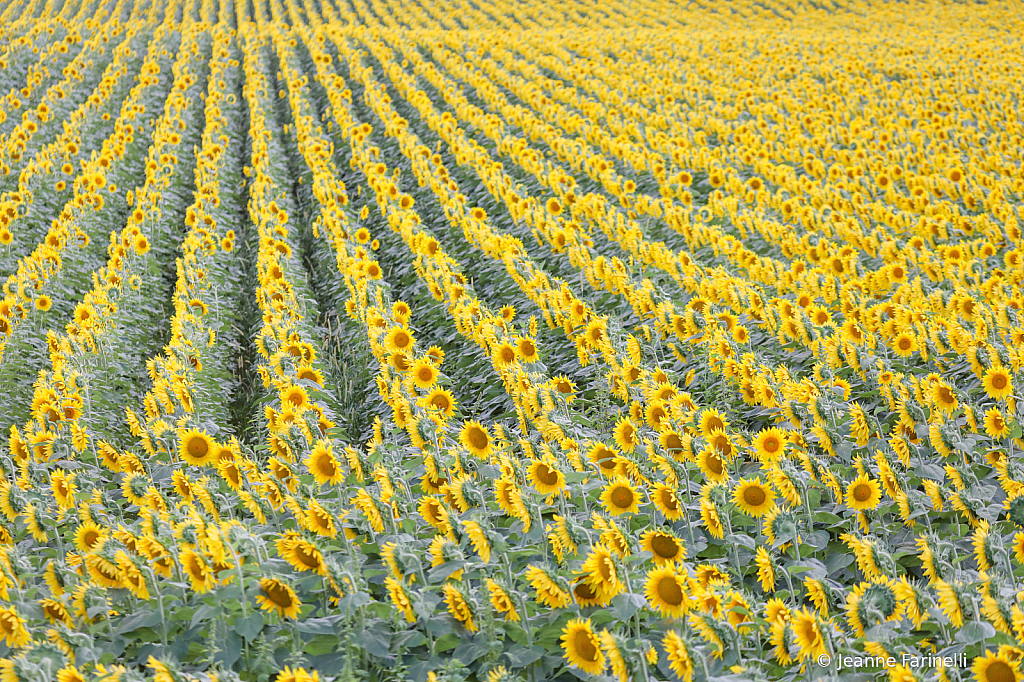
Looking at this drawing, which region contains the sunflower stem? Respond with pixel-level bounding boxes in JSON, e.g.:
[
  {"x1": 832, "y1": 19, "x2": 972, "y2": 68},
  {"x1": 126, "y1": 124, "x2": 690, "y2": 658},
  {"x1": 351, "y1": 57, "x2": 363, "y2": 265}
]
[
  {"x1": 783, "y1": 566, "x2": 797, "y2": 606},
  {"x1": 722, "y1": 510, "x2": 742, "y2": 579},
  {"x1": 148, "y1": 566, "x2": 169, "y2": 647}
]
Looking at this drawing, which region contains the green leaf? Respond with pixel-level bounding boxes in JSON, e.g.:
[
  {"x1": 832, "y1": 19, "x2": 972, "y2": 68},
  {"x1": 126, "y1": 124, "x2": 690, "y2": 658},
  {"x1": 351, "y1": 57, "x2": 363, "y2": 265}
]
[
  {"x1": 726, "y1": 533, "x2": 755, "y2": 550},
  {"x1": 360, "y1": 622, "x2": 392, "y2": 657},
  {"x1": 611, "y1": 592, "x2": 646, "y2": 622},
  {"x1": 504, "y1": 644, "x2": 544, "y2": 668},
  {"x1": 117, "y1": 610, "x2": 162, "y2": 635},
  {"x1": 435, "y1": 632, "x2": 459, "y2": 652},
  {"x1": 234, "y1": 612, "x2": 264, "y2": 642},
  {"x1": 955, "y1": 621, "x2": 996, "y2": 645}
]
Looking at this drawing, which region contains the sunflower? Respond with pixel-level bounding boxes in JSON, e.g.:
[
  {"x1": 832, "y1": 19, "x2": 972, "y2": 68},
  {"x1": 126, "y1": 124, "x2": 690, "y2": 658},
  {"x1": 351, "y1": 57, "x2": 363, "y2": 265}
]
[
  {"x1": 420, "y1": 387, "x2": 456, "y2": 418},
  {"x1": 305, "y1": 501, "x2": 337, "y2": 538},
  {"x1": 486, "y1": 579, "x2": 519, "y2": 621},
  {"x1": 459, "y1": 420, "x2": 492, "y2": 458},
  {"x1": 641, "y1": 529, "x2": 685, "y2": 565},
  {"x1": 178, "y1": 429, "x2": 216, "y2": 466},
  {"x1": 116, "y1": 552, "x2": 150, "y2": 600},
  {"x1": 935, "y1": 580, "x2": 965, "y2": 628},
  {"x1": 295, "y1": 364, "x2": 323, "y2": 386},
  {"x1": 753, "y1": 427, "x2": 787, "y2": 463},
  {"x1": 560, "y1": 618, "x2": 605, "y2": 675},
  {"x1": 463, "y1": 521, "x2": 491, "y2": 563},
  {"x1": 700, "y1": 499, "x2": 724, "y2": 539},
  {"x1": 985, "y1": 407, "x2": 1011, "y2": 439},
  {"x1": 645, "y1": 565, "x2": 689, "y2": 617},
  {"x1": 409, "y1": 357, "x2": 438, "y2": 389},
  {"x1": 734, "y1": 477, "x2": 776, "y2": 517},
  {"x1": 179, "y1": 547, "x2": 215, "y2": 594},
  {"x1": 892, "y1": 332, "x2": 917, "y2": 358},
  {"x1": 972, "y1": 649, "x2": 1020, "y2": 682},
  {"x1": 697, "y1": 447, "x2": 728, "y2": 484},
  {"x1": 525, "y1": 565, "x2": 571, "y2": 608},
  {"x1": 931, "y1": 380, "x2": 959, "y2": 414},
  {"x1": 699, "y1": 409, "x2": 728, "y2": 437},
  {"x1": 984, "y1": 367, "x2": 1014, "y2": 401},
  {"x1": 280, "y1": 385, "x2": 309, "y2": 411},
  {"x1": 755, "y1": 546, "x2": 776, "y2": 592},
  {"x1": 528, "y1": 458, "x2": 566, "y2": 496},
  {"x1": 587, "y1": 442, "x2": 622, "y2": 476},
  {"x1": 601, "y1": 477, "x2": 639, "y2": 516},
  {"x1": 846, "y1": 474, "x2": 882, "y2": 511},
  {"x1": 846, "y1": 577, "x2": 900, "y2": 636},
  {"x1": 572, "y1": 578, "x2": 604, "y2": 607},
  {"x1": 305, "y1": 440, "x2": 343, "y2": 485},
  {"x1": 599, "y1": 630, "x2": 629, "y2": 682},
  {"x1": 492, "y1": 342, "x2": 517, "y2": 367},
  {"x1": 218, "y1": 458, "x2": 242, "y2": 491},
  {"x1": 73, "y1": 521, "x2": 106, "y2": 552},
  {"x1": 613, "y1": 417, "x2": 638, "y2": 452},
  {"x1": 663, "y1": 630, "x2": 695, "y2": 682},
  {"x1": 0, "y1": 607, "x2": 31, "y2": 648},
  {"x1": 256, "y1": 577, "x2": 302, "y2": 618},
  {"x1": 580, "y1": 544, "x2": 622, "y2": 602},
  {"x1": 281, "y1": 537, "x2": 326, "y2": 576},
  {"x1": 504, "y1": 336, "x2": 535, "y2": 363},
  {"x1": 50, "y1": 470, "x2": 77, "y2": 509},
  {"x1": 443, "y1": 583, "x2": 477, "y2": 632},
  {"x1": 791, "y1": 607, "x2": 827, "y2": 661},
  {"x1": 385, "y1": 576, "x2": 415, "y2": 623},
  {"x1": 651, "y1": 482, "x2": 683, "y2": 520},
  {"x1": 40, "y1": 598, "x2": 73, "y2": 626},
  {"x1": 385, "y1": 327, "x2": 415, "y2": 352},
  {"x1": 172, "y1": 470, "x2": 194, "y2": 501}
]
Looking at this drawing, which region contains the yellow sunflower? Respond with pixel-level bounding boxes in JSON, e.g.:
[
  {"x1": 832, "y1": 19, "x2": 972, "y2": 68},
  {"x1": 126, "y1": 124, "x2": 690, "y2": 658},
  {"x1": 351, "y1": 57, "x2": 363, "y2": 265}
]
[
  {"x1": 601, "y1": 477, "x2": 639, "y2": 516},
  {"x1": 645, "y1": 565, "x2": 689, "y2": 617},
  {"x1": 305, "y1": 440, "x2": 343, "y2": 486},
  {"x1": 486, "y1": 579, "x2": 519, "y2": 621},
  {"x1": 752, "y1": 427, "x2": 787, "y2": 463},
  {"x1": 641, "y1": 529, "x2": 685, "y2": 565},
  {"x1": 846, "y1": 474, "x2": 882, "y2": 511},
  {"x1": 459, "y1": 420, "x2": 492, "y2": 458},
  {"x1": 178, "y1": 429, "x2": 216, "y2": 466},
  {"x1": 255, "y1": 577, "x2": 302, "y2": 618},
  {"x1": 651, "y1": 482, "x2": 684, "y2": 520},
  {"x1": 733, "y1": 477, "x2": 776, "y2": 517},
  {"x1": 663, "y1": 630, "x2": 695, "y2": 682},
  {"x1": 409, "y1": 357, "x2": 438, "y2": 389},
  {"x1": 972, "y1": 649, "x2": 1020, "y2": 682},
  {"x1": 983, "y1": 367, "x2": 1014, "y2": 401},
  {"x1": 560, "y1": 618, "x2": 605, "y2": 675},
  {"x1": 527, "y1": 458, "x2": 566, "y2": 496},
  {"x1": 613, "y1": 417, "x2": 638, "y2": 452},
  {"x1": 421, "y1": 387, "x2": 456, "y2": 418}
]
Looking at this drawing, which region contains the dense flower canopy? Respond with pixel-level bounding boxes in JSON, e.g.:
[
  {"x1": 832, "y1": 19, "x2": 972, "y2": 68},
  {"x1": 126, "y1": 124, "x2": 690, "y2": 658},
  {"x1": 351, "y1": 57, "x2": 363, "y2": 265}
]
[{"x1": 0, "y1": 0, "x2": 1022, "y2": 680}]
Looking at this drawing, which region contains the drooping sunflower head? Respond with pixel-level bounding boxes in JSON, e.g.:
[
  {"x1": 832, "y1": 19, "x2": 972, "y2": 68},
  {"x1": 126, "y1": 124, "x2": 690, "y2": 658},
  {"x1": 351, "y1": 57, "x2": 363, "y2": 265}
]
[{"x1": 255, "y1": 577, "x2": 302, "y2": 618}]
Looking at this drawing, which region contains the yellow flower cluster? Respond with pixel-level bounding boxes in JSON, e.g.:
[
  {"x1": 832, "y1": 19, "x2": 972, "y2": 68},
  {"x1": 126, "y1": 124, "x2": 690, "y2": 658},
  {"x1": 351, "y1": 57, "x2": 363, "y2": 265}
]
[{"x1": 0, "y1": 0, "x2": 1022, "y2": 681}]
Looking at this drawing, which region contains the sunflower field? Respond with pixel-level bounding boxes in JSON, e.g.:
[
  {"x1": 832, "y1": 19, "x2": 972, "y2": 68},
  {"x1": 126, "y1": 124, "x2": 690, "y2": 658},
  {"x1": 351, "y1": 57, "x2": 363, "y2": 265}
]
[{"x1": 1, "y1": 0, "x2": 1023, "y2": 680}]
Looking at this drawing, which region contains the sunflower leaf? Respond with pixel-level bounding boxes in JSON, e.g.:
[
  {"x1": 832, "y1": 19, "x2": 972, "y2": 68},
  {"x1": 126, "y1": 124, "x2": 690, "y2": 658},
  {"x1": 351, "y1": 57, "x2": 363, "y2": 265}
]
[
  {"x1": 233, "y1": 611, "x2": 264, "y2": 642},
  {"x1": 955, "y1": 621, "x2": 995, "y2": 645},
  {"x1": 611, "y1": 592, "x2": 647, "y2": 621}
]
